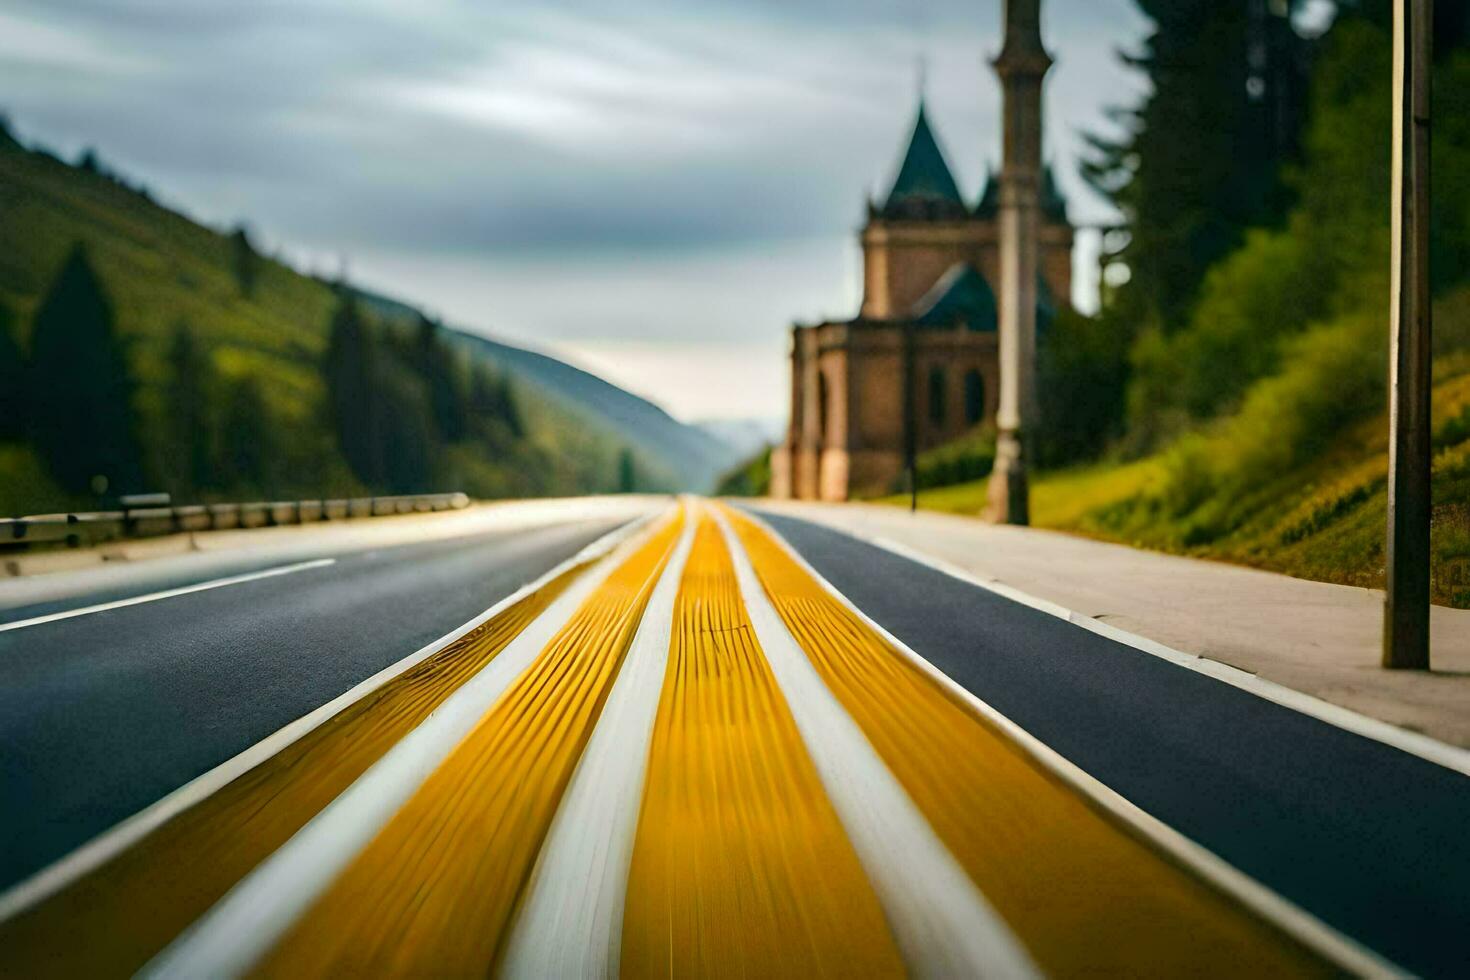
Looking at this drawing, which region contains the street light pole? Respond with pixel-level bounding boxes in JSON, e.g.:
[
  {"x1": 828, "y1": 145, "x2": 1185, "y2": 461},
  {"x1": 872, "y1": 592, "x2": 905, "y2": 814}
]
[
  {"x1": 985, "y1": 0, "x2": 1050, "y2": 525},
  {"x1": 1384, "y1": 0, "x2": 1433, "y2": 669}
]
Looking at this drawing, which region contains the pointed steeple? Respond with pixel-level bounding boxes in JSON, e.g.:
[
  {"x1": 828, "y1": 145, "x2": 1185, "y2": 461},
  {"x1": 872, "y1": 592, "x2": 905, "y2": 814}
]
[{"x1": 878, "y1": 101, "x2": 968, "y2": 220}]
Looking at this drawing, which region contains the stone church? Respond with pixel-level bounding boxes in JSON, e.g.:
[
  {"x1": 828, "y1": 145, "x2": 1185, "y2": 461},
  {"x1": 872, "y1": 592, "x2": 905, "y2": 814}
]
[{"x1": 770, "y1": 101, "x2": 1073, "y2": 501}]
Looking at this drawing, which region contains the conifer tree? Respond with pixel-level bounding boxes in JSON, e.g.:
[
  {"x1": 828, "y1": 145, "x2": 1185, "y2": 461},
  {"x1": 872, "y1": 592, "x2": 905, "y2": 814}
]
[
  {"x1": 468, "y1": 364, "x2": 525, "y2": 441},
  {"x1": 217, "y1": 377, "x2": 275, "y2": 493},
  {"x1": 323, "y1": 294, "x2": 383, "y2": 485},
  {"x1": 230, "y1": 226, "x2": 258, "y2": 298},
  {"x1": 499, "y1": 374, "x2": 525, "y2": 439},
  {"x1": 618, "y1": 448, "x2": 636, "y2": 493},
  {"x1": 28, "y1": 244, "x2": 143, "y2": 494},
  {"x1": 1083, "y1": 1, "x2": 1310, "y2": 330},
  {"x1": 0, "y1": 302, "x2": 24, "y2": 442},
  {"x1": 413, "y1": 315, "x2": 469, "y2": 443},
  {"x1": 374, "y1": 364, "x2": 435, "y2": 493},
  {"x1": 164, "y1": 322, "x2": 215, "y2": 496}
]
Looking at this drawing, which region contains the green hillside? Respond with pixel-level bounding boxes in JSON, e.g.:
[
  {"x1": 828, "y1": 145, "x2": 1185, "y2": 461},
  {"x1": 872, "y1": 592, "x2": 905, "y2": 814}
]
[
  {"x1": 0, "y1": 129, "x2": 711, "y2": 514},
  {"x1": 882, "y1": 330, "x2": 1470, "y2": 608}
]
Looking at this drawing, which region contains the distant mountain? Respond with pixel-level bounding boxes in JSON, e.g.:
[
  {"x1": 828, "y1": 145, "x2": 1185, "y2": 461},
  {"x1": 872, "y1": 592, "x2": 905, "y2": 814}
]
[
  {"x1": 452, "y1": 334, "x2": 742, "y2": 492},
  {"x1": 693, "y1": 418, "x2": 785, "y2": 461}
]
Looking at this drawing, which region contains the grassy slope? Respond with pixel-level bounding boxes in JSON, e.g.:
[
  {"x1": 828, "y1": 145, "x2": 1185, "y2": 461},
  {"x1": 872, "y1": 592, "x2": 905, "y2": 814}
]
[
  {"x1": 876, "y1": 355, "x2": 1470, "y2": 607},
  {"x1": 0, "y1": 140, "x2": 685, "y2": 512}
]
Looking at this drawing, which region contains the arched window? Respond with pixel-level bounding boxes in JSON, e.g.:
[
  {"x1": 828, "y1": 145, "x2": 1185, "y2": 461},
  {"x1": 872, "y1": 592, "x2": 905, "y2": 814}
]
[
  {"x1": 928, "y1": 366, "x2": 946, "y2": 429},
  {"x1": 964, "y1": 369, "x2": 985, "y2": 426}
]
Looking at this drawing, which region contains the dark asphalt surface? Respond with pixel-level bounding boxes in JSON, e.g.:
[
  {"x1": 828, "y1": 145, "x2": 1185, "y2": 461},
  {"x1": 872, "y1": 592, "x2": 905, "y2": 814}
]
[
  {"x1": 756, "y1": 509, "x2": 1470, "y2": 978},
  {"x1": 0, "y1": 516, "x2": 625, "y2": 890}
]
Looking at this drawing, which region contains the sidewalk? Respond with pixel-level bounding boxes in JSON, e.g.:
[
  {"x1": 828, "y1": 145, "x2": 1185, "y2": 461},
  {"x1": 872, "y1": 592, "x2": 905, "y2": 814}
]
[{"x1": 753, "y1": 500, "x2": 1470, "y2": 750}]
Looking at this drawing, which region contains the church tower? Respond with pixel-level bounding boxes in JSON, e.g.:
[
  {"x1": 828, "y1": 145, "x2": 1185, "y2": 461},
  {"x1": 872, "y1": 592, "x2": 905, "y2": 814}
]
[{"x1": 770, "y1": 29, "x2": 1072, "y2": 503}]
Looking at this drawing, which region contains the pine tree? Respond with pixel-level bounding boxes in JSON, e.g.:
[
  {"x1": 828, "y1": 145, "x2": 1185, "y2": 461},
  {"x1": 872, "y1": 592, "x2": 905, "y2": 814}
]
[
  {"x1": 217, "y1": 377, "x2": 275, "y2": 493},
  {"x1": 413, "y1": 315, "x2": 469, "y2": 443},
  {"x1": 374, "y1": 363, "x2": 435, "y2": 493},
  {"x1": 28, "y1": 244, "x2": 144, "y2": 495},
  {"x1": 0, "y1": 302, "x2": 24, "y2": 442},
  {"x1": 618, "y1": 448, "x2": 636, "y2": 493},
  {"x1": 468, "y1": 364, "x2": 525, "y2": 442},
  {"x1": 230, "y1": 226, "x2": 258, "y2": 299},
  {"x1": 496, "y1": 373, "x2": 525, "y2": 438},
  {"x1": 323, "y1": 294, "x2": 383, "y2": 485},
  {"x1": 164, "y1": 322, "x2": 215, "y2": 496},
  {"x1": 1083, "y1": 1, "x2": 1310, "y2": 330}
]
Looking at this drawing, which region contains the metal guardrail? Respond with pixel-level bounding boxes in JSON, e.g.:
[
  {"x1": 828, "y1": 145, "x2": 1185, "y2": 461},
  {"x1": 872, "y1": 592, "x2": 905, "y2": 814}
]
[{"x1": 0, "y1": 492, "x2": 471, "y2": 551}]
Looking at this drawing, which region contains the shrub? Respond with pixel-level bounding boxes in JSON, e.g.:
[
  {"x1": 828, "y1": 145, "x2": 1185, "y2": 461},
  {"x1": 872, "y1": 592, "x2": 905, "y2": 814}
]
[
  {"x1": 1143, "y1": 311, "x2": 1385, "y2": 539},
  {"x1": 911, "y1": 426, "x2": 995, "y2": 491}
]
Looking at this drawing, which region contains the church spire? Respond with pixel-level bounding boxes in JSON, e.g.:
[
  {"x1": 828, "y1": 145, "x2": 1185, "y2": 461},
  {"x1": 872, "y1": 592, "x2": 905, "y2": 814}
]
[{"x1": 878, "y1": 101, "x2": 967, "y2": 220}]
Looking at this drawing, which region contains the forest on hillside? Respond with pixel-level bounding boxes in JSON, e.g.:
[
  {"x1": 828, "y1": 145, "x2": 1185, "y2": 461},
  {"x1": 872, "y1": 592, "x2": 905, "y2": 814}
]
[
  {"x1": 887, "y1": 0, "x2": 1470, "y2": 605},
  {"x1": 0, "y1": 128, "x2": 670, "y2": 516}
]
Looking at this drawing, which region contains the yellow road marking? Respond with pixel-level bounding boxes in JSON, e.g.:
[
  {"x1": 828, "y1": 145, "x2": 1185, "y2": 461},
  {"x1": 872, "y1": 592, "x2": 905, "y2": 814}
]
[
  {"x1": 250, "y1": 510, "x2": 685, "y2": 977},
  {"x1": 621, "y1": 512, "x2": 905, "y2": 978},
  {"x1": 0, "y1": 551, "x2": 592, "y2": 979},
  {"x1": 723, "y1": 505, "x2": 1334, "y2": 978}
]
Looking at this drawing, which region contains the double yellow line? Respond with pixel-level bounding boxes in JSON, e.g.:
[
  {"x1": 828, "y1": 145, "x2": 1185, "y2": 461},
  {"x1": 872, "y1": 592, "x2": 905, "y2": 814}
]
[{"x1": 621, "y1": 512, "x2": 904, "y2": 977}]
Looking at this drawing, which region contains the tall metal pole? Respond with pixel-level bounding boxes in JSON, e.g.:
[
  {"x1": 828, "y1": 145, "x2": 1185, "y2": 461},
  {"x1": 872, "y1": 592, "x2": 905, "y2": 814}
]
[
  {"x1": 985, "y1": 0, "x2": 1050, "y2": 525},
  {"x1": 1384, "y1": 0, "x2": 1433, "y2": 669}
]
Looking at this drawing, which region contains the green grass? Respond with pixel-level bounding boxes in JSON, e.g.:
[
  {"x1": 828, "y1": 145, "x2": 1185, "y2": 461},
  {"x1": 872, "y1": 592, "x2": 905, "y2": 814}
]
[{"x1": 873, "y1": 457, "x2": 1158, "y2": 524}]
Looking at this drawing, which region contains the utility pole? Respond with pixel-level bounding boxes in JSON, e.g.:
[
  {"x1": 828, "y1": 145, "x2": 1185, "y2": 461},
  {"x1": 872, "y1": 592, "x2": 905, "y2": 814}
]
[
  {"x1": 1384, "y1": 0, "x2": 1433, "y2": 669},
  {"x1": 986, "y1": 0, "x2": 1050, "y2": 525}
]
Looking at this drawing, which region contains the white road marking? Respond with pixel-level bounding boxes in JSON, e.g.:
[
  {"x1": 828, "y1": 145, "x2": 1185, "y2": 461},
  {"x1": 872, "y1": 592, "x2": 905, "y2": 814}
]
[
  {"x1": 0, "y1": 514, "x2": 654, "y2": 926},
  {"x1": 759, "y1": 506, "x2": 1470, "y2": 780},
  {"x1": 714, "y1": 508, "x2": 1040, "y2": 980},
  {"x1": 740, "y1": 507, "x2": 1402, "y2": 979},
  {"x1": 0, "y1": 558, "x2": 336, "y2": 633},
  {"x1": 140, "y1": 510, "x2": 671, "y2": 980},
  {"x1": 501, "y1": 501, "x2": 696, "y2": 979}
]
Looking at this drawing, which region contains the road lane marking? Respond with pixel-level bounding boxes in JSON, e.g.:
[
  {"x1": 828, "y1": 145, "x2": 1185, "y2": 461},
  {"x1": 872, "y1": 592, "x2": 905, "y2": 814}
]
[
  {"x1": 726, "y1": 505, "x2": 1393, "y2": 978},
  {"x1": 0, "y1": 558, "x2": 336, "y2": 633},
  {"x1": 757, "y1": 506, "x2": 1470, "y2": 780},
  {"x1": 713, "y1": 505, "x2": 1038, "y2": 979},
  {"x1": 499, "y1": 499, "x2": 697, "y2": 978},
  {"x1": 154, "y1": 509, "x2": 684, "y2": 978},
  {"x1": 619, "y1": 510, "x2": 906, "y2": 978},
  {"x1": 0, "y1": 513, "x2": 660, "y2": 978}
]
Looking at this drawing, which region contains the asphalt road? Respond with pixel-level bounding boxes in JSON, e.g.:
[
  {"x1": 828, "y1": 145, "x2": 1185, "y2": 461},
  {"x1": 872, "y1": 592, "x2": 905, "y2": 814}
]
[
  {"x1": 0, "y1": 514, "x2": 630, "y2": 889},
  {"x1": 754, "y1": 509, "x2": 1470, "y2": 978},
  {"x1": 7, "y1": 500, "x2": 1469, "y2": 975}
]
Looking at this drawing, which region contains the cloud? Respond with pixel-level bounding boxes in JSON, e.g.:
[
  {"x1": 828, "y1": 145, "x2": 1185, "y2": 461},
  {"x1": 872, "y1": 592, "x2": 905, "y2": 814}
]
[{"x1": 1, "y1": 0, "x2": 1151, "y2": 419}]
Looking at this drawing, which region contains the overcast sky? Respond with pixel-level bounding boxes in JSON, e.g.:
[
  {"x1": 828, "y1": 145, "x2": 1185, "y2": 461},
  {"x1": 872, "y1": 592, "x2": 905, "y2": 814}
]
[{"x1": 2, "y1": 0, "x2": 1151, "y2": 422}]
